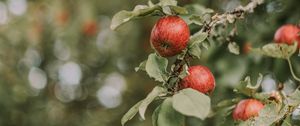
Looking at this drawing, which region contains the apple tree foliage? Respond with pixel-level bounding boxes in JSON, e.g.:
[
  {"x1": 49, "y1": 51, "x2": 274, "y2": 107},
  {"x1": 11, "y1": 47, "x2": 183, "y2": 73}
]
[{"x1": 111, "y1": 0, "x2": 300, "y2": 125}]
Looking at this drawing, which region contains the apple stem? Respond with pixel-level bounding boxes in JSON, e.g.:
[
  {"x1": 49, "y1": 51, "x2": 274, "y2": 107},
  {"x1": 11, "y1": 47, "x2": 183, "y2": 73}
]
[{"x1": 287, "y1": 58, "x2": 300, "y2": 82}]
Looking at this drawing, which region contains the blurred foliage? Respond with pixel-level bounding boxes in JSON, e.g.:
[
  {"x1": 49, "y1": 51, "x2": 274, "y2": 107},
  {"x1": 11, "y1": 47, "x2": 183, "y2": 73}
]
[{"x1": 0, "y1": 0, "x2": 300, "y2": 126}]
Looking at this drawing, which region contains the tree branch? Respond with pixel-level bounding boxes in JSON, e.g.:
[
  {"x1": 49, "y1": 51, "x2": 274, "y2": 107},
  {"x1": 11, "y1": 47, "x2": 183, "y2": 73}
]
[{"x1": 167, "y1": 0, "x2": 265, "y2": 91}]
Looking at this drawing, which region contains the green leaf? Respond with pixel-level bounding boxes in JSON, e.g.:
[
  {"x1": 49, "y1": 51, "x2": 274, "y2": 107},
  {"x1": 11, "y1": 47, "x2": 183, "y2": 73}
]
[
  {"x1": 111, "y1": 0, "x2": 188, "y2": 30},
  {"x1": 162, "y1": 6, "x2": 172, "y2": 15},
  {"x1": 188, "y1": 15, "x2": 203, "y2": 25},
  {"x1": 189, "y1": 31, "x2": 208, "y2": 47},
  {"x1": 165, "y1": 76, "x2": 177, "y2": 89},
  {"x1": 139, "y1": 86, "x2": 167, "y2": 120},
  {"x1": 253, "y1": 92, "x2": 272, "y2": 102},
  {"x1": 135, "y1": 60, "x2": 147, "y2": 72},
  {"x1": 188, "y1": 44, "x2": 202, "y2": 59},
  {"x1": 281, "y1": 116, "x2": 292, "y2": 126},
  {"x1": 216, "y1": 98, "x2": 239, "y2": 108},
  {"x1": 173, "y1": 88, "x2": 211, "y2": 120},
  {"x1": 178, "y1": 64, "x2": 189, "y2": 79},
  {"x1": 254, "y1": 42, "x2": 298, "y2": 59},
  {"x1": 152, "y1": 105, "x2": 161, "y2": 126},
  {"x1": 228, "y1": 42, "x2": 240, "y2": 55},
  {"x1": 287, "y1": 89, "x2": 300, "y2": 106},
  {"x1": 153, "y1": 98, "x2": 185, "y2": 126},
  {"x1": 148, "y1": 0, "x2": 155, "y2": 7},
  {"x1": 169, "y1": 6, "x2": 188, "y2": 15},
  {"x1": 236, "y1": 74, "x2": 263, "y2": 96},
  {"x1": 246, "y1": 73, "x2": 263, "y2": 90},
  {"x1": 111, "y1": 5, "x2": 160, "y2": 30},
  {"x1": 176, "y1": 49, "x2": 187, "y2": 60},
  {"x1": 133, "y1": 5, "x2": 149, "y2": 11},
  {"x1": 145, "y1": 53, "x2": 169, "y2": 82},
  {"x1": 185, "y1": 4, "x2": 213, "y2": 15},
  {"x1": 121, "y1": 101, "x2": 143, "y2": 126},
  {"x1": 159, "y1": 0, "x2": 177, "y2": 6},
  {"x1": 111, "y1": 10, "x2": 134, "y2": 30},
  {"x1": 202, "y1": 41, "x2": 210, "y2": 50}
]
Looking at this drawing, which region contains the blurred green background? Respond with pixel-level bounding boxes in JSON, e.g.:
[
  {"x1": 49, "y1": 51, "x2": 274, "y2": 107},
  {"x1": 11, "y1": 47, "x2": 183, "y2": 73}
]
[{"x1": 0, "y1": 0, "x2": 300, "y2": 126}]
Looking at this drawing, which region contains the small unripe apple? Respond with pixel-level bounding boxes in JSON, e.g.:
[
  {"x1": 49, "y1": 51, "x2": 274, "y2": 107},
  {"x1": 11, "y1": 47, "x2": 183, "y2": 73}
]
[
  {"x1": 82, "y1": 20, "x2": 98, "y2": 36},
  {"x1": 233, "y1": 99, "x2": 264, "y2": 121},
  {"x1": 274, "y1": 24, "x2": 300, "y2": 48},
  {"x1": 180, "y1": 65, "x2": 215, "y2": 94},
  {"x1": 55, "y1": 10, "x2": 69, "y2": 26},
  {"x1": 243, "y1": 42, "x2": 252, "y2": 54},
  {"x1": 150, "y1": 16, "x2": 190, "y2": 57}
]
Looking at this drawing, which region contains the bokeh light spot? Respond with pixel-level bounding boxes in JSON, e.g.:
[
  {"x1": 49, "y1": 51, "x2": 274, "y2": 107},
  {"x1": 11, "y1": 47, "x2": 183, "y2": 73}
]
[
  {"x1": 8, "y1": 0, "x2": 27, "y2": 16},
  {"x1": 28, "y1": 67, "x2": 47, "y2": 90},
  {"x1": 58, "y1": 62, "x2": 82, "y2": 86}
]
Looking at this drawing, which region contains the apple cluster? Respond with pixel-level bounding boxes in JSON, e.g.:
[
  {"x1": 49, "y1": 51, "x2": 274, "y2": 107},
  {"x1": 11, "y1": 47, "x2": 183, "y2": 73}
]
[
  {"x1": 149, "y1": 16, "x2": 263, "y2": 121},
  {"x1": 232, "y1": 24, "x2": 300, "y2": 121},
  {"x1": 150, "y1": 16, "x2": 300, "y2": 122},
  {"x1": 150, "y1": 16, "x2": 215, "y2": 94}
]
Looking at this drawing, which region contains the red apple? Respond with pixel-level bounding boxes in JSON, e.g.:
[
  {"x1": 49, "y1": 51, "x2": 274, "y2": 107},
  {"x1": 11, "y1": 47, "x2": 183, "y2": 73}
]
[
  {"x1": 82, "y1": 20, "x2": 98, "y2": 36},
  {"x1": 180, "y1": 65, "x2": 215, "y2": 94},
  {"x1": 233, "y1": 99, "x2": 264, "y2": 121},
  {"x1": 150, "y1": 16, "x2": 190, "y2": 57},
  {"x1": 274, "y1": 24, "x2": 300, "y2": 48}
]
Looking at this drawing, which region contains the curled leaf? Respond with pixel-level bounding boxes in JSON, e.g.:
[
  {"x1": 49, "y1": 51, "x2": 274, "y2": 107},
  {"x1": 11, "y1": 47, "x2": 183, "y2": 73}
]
[
  {"x1": 253, "y1": 42, "x2": 298, "y2": 59},
  {"x1": 228, "y1": 42, "x2": 240, "y2": 55},
  {"x1": 236, "y1": 73, "x2": 263, "y2": 96}
]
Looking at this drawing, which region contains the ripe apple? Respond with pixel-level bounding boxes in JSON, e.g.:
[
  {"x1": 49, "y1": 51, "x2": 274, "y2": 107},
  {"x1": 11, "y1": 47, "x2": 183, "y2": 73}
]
[
  {"x1": 82, "y1": 20, "x2": 98, "y2": 36},
  {"x1": 274, "y1": 24, "x2": 300, "y2": 48},
  {"x1": 150, "y1": 16, "x2": 190, "y2": 57},
  {"x1": 233, "y1": 99, "x2": 264, "y2": 121},
  {"x1": 180, "y1": 65, "x2": 215, "y2": 94}
]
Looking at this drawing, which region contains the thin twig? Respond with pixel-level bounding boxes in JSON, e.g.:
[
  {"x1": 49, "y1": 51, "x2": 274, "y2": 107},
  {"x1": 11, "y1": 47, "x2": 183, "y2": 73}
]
[{"x1": 287, "y1": 58, "x2": 300, "y2": 82}]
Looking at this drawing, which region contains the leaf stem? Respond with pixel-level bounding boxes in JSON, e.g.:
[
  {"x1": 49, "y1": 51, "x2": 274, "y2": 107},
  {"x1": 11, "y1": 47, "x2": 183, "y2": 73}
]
[{"x1": 287, "y1": 58, "x2": 300, "y2": 82}]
